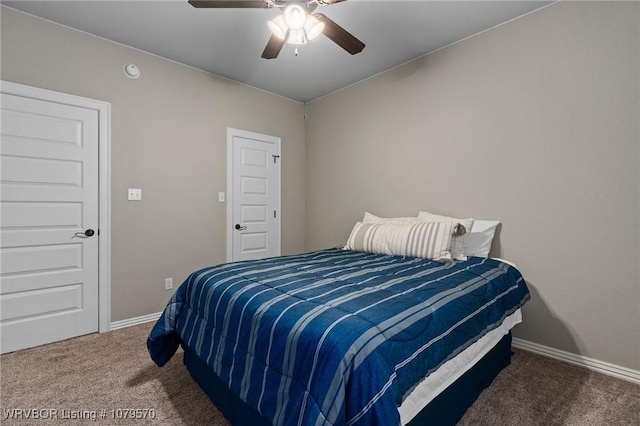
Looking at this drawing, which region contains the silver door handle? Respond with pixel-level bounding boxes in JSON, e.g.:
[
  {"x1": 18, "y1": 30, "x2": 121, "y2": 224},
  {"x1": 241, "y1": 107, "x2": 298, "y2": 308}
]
[{"x1": 235, "y1": 224, "x2": 247, "y2": 231}]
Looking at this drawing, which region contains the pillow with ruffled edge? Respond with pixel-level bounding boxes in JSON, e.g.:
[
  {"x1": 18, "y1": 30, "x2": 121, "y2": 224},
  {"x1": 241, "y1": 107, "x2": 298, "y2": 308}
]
[
  {"x1": 345, "y1": 221, "x2": 459, "y2": 262},
  {"x1": 417, "y1": 211, "x2": 475, "y2": 261}
]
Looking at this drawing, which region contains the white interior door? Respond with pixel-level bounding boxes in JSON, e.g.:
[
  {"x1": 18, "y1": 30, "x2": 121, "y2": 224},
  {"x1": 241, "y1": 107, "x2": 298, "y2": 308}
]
[
  {"x1": 227, "y1": 128, "x2": 281, "y2": 262},
  {"x1": 0, "y1": 92, "x2": 99, "y2": 353}
]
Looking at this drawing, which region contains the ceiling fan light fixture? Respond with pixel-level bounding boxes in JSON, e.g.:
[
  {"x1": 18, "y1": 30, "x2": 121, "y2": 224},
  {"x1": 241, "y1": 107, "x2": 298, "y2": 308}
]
[
  {"x1": 283, "y1": 4, "x2": 306, "y2": 30},
  {"x1": 268, "y1": 15, "x2": 288, "y2": 40},
  {"x1": 304, "y1": 14, "x2": 324, "y2": 40},
  {"x1": 190, "y1": 0, "x2": 366, "y2": 60}
]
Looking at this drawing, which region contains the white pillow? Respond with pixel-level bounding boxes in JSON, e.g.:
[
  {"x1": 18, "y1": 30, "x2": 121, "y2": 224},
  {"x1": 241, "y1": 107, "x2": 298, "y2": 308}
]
[
  {"x1": 362, "y1": 212, "x2": 420, "y2": 224},
  {"x1": 416, "y1": 211, "x2": 474, "y2": 261},
  {"x1": 345, "y1": 221, "x2": 456, "y2": 262},
  {"x1": 467, "y1": 219, "x2": 501, "y2": 258}
]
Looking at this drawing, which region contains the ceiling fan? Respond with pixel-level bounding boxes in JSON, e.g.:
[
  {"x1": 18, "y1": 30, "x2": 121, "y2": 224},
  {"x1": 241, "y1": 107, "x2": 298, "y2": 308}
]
[{"x1": 188, "y1": 0, "x2": 365, "y2": 59}]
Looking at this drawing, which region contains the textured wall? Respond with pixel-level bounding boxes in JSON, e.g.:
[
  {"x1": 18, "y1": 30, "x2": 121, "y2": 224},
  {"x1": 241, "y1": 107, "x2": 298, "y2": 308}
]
[{"x1": 306, "y1": 2, "x2": 640, "y2": 370}]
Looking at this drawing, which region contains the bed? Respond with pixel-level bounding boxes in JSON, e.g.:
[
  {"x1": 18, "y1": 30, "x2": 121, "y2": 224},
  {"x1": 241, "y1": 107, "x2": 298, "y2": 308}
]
[{"x1": 148, "y1": 237, "x2": 530, "y2": 425}]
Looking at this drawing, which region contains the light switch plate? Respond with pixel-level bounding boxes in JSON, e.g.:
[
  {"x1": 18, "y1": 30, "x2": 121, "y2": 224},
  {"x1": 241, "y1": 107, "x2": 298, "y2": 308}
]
[
  {"x1": 218, "y1": 192, "x2": 225, "y2": 202},
  {"x1": 128, "y1": 188, "x2": 142, "y2": 201}
]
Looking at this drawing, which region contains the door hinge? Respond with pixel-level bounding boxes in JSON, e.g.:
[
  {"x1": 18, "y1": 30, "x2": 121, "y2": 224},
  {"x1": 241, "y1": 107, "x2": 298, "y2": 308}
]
[
  {"x1": 273, "y1": 154, "x2": 280, "y2": 164},
  {"x1": 274, "y1": 210, "x2": 277, "y2": 218}
]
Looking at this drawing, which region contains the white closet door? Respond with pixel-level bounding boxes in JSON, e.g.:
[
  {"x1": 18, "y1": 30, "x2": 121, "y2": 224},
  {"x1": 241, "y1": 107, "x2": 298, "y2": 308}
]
[{"x1": 1, "y1": 93, "x2": 99, "y2": 353}]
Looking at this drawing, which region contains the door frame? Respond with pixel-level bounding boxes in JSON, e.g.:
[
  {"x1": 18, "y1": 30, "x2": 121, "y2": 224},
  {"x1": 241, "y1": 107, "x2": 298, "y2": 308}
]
[
  {"x1": 1, "y1": 81, "x2": 112, "y2": 333},
  {"x1": 226, "y1": 127, "x2": 281, "y2": 262}
]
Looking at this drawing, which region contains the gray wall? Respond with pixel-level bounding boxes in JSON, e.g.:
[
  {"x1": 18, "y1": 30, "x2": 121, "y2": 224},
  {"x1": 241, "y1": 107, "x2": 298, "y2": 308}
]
[
  {"x1": 1, "y1": 7, "x2": 307, "y2": 322},
  {"x1": 3, "y1": 2, "x2": 639, "y2": 372},
  {"x1": 306, "y1": 2, "x2": 640, "y2": 370}
]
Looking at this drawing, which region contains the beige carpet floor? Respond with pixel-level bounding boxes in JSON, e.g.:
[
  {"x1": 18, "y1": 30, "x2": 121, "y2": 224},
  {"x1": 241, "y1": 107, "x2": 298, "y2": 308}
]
[{"x1": 1, "y1": 323, "x2": 639, "y2": 425}]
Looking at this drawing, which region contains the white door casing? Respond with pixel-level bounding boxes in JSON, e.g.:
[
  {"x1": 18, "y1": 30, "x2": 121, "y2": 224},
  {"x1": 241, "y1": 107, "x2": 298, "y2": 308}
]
[
  {"x1": 0, "y1": 81, "x2": 111, "y2": 353},
  {"x1": 226, "y1": 128, "x2": 281, "y2": 262}
]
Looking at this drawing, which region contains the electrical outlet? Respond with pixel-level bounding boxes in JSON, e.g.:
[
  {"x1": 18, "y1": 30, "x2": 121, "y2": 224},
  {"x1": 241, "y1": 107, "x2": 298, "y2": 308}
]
[
  {"x1": 165, "y1": 277, "x2": 173, "y2": 290},
  {"x1": 128, "y1": 188, "x2": 142, "y2": 201}
]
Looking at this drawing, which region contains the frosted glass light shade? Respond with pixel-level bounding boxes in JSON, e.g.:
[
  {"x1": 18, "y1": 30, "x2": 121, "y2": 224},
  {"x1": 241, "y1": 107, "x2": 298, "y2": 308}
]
[
  {"x1": 304, "y1": 14, "x2": 324, "y2": 40},
  {"x1": 268, "y1": 15, "x2": 288, "y2": 40},
  {"x1": 283, "y1": 4, "x2": 306, "y2": 30}
]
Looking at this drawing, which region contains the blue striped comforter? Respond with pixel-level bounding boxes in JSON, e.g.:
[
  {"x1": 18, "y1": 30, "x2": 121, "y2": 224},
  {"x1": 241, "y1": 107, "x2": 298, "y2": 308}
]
[{"x1": 148, "y1": 249, "x2": 529, "y2": 426}]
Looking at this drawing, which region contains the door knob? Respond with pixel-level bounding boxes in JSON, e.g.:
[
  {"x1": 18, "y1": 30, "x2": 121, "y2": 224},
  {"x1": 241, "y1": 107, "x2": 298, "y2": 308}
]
[
  {"x1": 74, "y1": 229, "x2": 95, "y2": 238},
  {"x1": 235, "y1": 224, "x2": 247, "y2": 231}
]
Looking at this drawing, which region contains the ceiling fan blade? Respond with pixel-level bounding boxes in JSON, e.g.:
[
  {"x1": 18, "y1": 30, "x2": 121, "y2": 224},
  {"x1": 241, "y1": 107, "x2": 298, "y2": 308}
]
[
  {"x1": 314, "y1": 13, "x2": 365, "y2": 55},
  {"x1": 261, "y1": 34, "x2": 286, "y2": 59},
  {"x1": 188, "y1": 0, "x2": 271, "y2": 8},
  {"x1": 316, "y1": 0, "x2": 347, "y2": 4}
]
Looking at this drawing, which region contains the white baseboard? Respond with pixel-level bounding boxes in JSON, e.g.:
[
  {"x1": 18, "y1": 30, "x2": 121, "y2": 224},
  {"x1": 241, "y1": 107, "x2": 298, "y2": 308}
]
[
  {"x1": 512, "y1": 337, "x2": 640, "y2": 385},
  {"x1": 110, "y1": 312, "x2": 162, "y2": 331}
]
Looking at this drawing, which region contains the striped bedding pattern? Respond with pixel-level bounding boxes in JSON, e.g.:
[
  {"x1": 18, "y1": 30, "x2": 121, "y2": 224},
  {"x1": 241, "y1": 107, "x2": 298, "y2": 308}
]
[
  {"x1": 345, "y1": 221, "x2": 458, "y2": 261},
  {"x1": 148, "y1": 249, "x2": 529, "y2": 426}
]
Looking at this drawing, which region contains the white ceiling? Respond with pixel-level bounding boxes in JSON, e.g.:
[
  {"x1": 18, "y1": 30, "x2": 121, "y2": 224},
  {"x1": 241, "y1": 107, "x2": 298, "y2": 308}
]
[{"x1": 2, "y1": 0, "x2": 552, "y2": 102}]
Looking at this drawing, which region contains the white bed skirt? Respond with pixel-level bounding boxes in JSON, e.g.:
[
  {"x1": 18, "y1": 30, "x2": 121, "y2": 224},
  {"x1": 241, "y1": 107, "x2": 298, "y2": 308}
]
[{"x1": 399, "y1": 309, "x2": 522, "y2": 424}]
